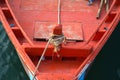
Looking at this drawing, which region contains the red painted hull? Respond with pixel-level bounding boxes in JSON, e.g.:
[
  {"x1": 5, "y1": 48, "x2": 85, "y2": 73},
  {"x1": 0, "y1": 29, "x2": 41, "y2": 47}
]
[{"x1": 0, "y1": 0, "x2": 120, "y2": 80}]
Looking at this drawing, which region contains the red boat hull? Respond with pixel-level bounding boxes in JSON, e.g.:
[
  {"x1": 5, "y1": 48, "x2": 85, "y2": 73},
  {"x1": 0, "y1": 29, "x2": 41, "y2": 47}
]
[{"x1": 0, "y1": 0, "x2": 120, "y2": 80}]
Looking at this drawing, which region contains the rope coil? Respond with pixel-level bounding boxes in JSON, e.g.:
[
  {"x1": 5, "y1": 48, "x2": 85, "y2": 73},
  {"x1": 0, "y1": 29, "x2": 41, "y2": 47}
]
[{"x1": 50, "y1": 34, "x2": 66, "y2": 52}]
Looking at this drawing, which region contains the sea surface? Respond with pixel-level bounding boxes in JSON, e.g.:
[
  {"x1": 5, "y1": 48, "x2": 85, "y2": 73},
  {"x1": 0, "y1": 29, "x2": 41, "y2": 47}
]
[{"x1": 0, "y1": 22, "x2": 120, "y2": 80}]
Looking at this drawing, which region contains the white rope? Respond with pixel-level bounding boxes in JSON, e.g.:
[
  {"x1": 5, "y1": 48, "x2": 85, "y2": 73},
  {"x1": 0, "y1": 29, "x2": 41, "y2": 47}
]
[
  {"x1": 32, "y1": 0, "x2": 62, "y2": 79},
  {"x1": 96, "y1": 0, "x2": 104, "y2": 19},
  {"x1": 32, "y1": 35, "x2": 65, "y2": 80},
  {"x1": 50, "y1": 34, "x2": 65, "y2": 52},
  {"x1": 58, "y1": 0, "x2": 61, "y2": 24},
  {"x1": 32, "y1": 38, "x2": 52, "y2": 80},
  {"x1": 96, "y1": 0, "x2": 109, "y2": 19}
]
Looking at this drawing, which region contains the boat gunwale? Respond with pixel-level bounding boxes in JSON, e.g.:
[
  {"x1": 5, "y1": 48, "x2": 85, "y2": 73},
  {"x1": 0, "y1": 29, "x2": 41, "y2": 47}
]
[
  {"x1": 0, "y1": 1, "x2": 36, "y2": 79},
  {"x1": 74, "y1": 0, "x2": 120, "y2": 77}
]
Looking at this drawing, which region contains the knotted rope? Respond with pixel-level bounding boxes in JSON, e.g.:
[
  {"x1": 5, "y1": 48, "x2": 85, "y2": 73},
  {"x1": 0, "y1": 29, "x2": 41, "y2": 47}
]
[{"x1": 50, "y1": 34, "x2": 66, "y2": 52}]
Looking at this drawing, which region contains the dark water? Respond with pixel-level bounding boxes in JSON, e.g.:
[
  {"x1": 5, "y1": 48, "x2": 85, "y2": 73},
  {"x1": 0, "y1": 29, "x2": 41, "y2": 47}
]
[
  {"x1": 0, "y1": 22, "x2": 120, "y2": 80},
  {"x1": 85, "y1": 22, "x2": 120, "y2": 80},
  {"x1": 0, "y1": 22, "x2": 29, "y2": 80}
]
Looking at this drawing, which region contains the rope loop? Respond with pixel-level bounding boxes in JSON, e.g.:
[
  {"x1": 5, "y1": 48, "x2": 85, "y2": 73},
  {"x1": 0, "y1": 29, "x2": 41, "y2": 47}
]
[{"x1": 50, "y1": 34, "x2": 66, "y2": 52}]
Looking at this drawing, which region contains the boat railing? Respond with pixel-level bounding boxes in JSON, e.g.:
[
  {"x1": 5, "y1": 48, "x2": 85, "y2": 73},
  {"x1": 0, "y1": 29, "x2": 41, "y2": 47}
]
[{"x1": 0, "y1": 0, "x2": 34, "y2": 46}]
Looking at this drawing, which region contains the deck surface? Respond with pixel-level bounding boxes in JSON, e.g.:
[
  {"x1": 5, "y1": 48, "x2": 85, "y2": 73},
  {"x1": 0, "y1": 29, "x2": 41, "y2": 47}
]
[
  {"x1": 8, "y1": 0, "x2": 102, "y2": 44},
  {"x1": 7, "y1": 0, "x2": 107, "y2": 78}
]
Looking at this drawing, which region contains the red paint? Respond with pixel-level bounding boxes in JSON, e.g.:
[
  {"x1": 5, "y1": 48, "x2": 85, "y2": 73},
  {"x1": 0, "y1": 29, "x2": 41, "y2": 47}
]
[
  {"x1": 0, "y1": 0, "x2": 120, "y2": 80},
  {"x1": 53, "y1": 24, "x2": 63, "y2": 35},
  {"x1": 34, "y1": 22, "x2": 83, "y2": 41}
]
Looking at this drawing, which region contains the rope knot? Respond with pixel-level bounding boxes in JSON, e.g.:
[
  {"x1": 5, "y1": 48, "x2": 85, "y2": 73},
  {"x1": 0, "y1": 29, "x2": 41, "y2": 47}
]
[{"x1": 50, "y1": 24, "x2": 66, "y2": 52}]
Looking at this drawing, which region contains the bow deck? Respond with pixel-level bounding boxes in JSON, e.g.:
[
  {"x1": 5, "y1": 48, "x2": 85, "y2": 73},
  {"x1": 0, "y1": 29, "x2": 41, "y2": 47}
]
[
  {"x1": 0, "y1": 0, "x2": 120, "y2": 80},
  {"x1": 9, "y1": 0, "x2": 101, "y2": 43}
]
